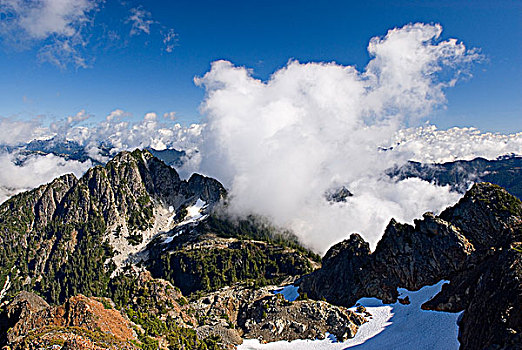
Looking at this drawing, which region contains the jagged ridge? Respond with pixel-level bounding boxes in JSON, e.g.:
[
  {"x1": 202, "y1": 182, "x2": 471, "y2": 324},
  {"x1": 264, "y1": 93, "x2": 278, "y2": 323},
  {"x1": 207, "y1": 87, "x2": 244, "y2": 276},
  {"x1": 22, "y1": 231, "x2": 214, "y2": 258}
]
[{"x1": 299, "y1": 182, "x2": 522, "y2": 349}]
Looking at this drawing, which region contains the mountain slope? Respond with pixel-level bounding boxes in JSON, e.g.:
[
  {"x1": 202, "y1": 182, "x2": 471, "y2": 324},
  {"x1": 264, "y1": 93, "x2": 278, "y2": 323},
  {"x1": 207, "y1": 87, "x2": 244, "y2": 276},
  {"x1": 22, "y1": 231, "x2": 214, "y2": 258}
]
[
  {"x1": 0, "y1": 149, "x2": 225, "y2": 304},
  {"x1": 0, "y1": 148, "x2": 325, "y2": 349}
]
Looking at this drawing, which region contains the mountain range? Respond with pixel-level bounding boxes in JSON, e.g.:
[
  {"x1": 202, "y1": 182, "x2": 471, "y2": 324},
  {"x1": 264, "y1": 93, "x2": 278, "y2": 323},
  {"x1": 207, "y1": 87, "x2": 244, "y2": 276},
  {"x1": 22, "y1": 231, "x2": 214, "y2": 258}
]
[{"x1": 0, "y1": 148, "x2": 520, "y2": 349}]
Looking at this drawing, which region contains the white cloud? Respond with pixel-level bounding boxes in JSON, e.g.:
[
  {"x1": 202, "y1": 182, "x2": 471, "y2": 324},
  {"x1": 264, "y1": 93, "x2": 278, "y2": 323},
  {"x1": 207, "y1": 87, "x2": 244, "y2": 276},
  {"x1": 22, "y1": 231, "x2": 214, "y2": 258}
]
[
  {"x1": 0, "y1": 117, "x2": 48, "y2": 145},
  {"x1": 106, "y1": 108, "x2": 129, "y2": 121},
  {"x1": 0, "y1": 0, "x2": 98, "y2": 68},
  {"x1": 45, "y1": 110, "x2": 92, "y2": 140},
  {"x1": 163, "y1": 28, "x2": 178, "y2": 53},
  {"x1": 0, "y1": 1, "x2": 179, "y2": 67},
  {"x1": 390, "y1": 125, "x2": 522, "y2": 163},
  {"x1": 195, "y1": 23, "x2": 482, "y2": 252},
  {"x1": 0, "y1": 152, "x2": 92, "y2": 204},
  {"x1": 163, "y1": 111, "x2": 177, "y2": 120},
  {"x1": 0, "y1": 0, "x2": 96, "y2": 39},
  {"x1": 127, "y1": 6, "x2": 154, "y2": 36},
  {"x1": 0, "y1": 110, "x2": 203, "y2": 203},
  {"x1": 32, "y1": 109, "x2": 201, "y2": 167}
]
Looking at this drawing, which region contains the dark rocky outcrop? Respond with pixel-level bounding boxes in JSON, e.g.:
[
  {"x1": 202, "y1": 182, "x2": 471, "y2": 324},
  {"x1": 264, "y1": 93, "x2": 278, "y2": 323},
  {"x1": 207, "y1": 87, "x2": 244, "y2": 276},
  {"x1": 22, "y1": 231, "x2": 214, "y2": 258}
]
[
  {"x1": 439, "y1": 182, "x2": 522, "y2": 251},
  {"x1": 299, "y1": 182, "x2": 522, "y2": 350},
  {"x1": 238, "y1": 295, "x2": 365, "y2": 343},
  {"x1": 423, "y1": 241, "x2": 522, "y2": 350},
  {"x1": 300, "y1": 212, "x2": 474, "y2": 306},
  {"x1": 325, "y1": 186, "x2": 353, "y2": 203}
]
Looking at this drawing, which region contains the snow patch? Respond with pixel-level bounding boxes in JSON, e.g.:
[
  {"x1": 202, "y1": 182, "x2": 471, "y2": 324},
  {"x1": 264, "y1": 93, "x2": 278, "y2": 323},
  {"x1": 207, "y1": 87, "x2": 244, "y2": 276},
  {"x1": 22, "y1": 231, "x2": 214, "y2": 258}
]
[
  {"x1": 274, "y1": 285, "x2": 300, "y2": 302},
  {"x1": 0, "y1": 275, "x2": 10, "y2": 302},
  {"x1": 187, "y1": 198, "x2": 207, "y2": 219},
  {"x1": 176, "y1": 198, "x2": 208, "y2": 226},
  {"x1": 239, "y1": 281, "x2": 461, "y2": 350}
]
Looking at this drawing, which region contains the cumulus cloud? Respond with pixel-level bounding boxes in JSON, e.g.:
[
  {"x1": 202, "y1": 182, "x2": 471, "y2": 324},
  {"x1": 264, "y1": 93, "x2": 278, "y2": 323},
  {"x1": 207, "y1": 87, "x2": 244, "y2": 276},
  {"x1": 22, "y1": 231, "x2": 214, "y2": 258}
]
[
  {"x1": 0, "y1": 117, "x2": 49, "y2": 145},
  {"x1": 0, "y1": 1, "x2": 179, "y2": 67},
  {"x1": 195, "y1": 23, "x2": 482, "y2": 252},
  {"x1": 1, "y1": 109, "x2": 202, "y2": 165},
  {"x1": 0, "y1": 0, "x2": 98, "y2": 68},
  {"x1": 49, "y1": 109, "x2": 91, "y2": 136},
  {"x1": 70, "y1": 110, "x2": 202, "y2": 163}
]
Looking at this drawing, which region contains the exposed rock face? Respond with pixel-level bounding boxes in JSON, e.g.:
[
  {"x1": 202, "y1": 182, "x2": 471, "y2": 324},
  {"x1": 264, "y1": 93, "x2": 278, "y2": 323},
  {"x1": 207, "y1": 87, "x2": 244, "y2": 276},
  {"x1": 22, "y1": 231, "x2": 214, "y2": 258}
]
[
  {"x1": 0, "y1": 292, "x2": 139, "y2": 349},
  {"x1": 299, "y1": 183, "x2": 522, "y2": 350},
  {"x1": 300, "y1": 212, "x2": 474, "y2": 306},
  {"x1": 423, "y1": 242, "x2": 522, "y2": 349},
  {"x1": 238, "y1": 295, "x2": 365, "y2": 343},
  {"x1": 191, "y1": 284, "x2": 367, "y2": 346},
  {"x1": 456, "y1": 245, "x2": 521, "y2": 350},
  {"x1": 0, "y1": 291, "x2": 49, "y2": 345},
  {"x1": 325, "y1": 186, "x2": 353, "y2": 203},
  {"x1": 439, "y1": 182, "x2": 522, "y2": 251}
]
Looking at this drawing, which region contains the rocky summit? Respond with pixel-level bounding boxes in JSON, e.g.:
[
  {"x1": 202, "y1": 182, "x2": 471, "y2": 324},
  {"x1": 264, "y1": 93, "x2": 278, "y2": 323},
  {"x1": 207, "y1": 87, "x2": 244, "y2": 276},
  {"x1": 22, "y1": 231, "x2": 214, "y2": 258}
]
[
  {"x1": 0, "y1": 291, "x2": 138, "y2": 349},
  {"x1": 299, "y1": 182, "x2": 522, "y2": 350},
  {"x1": 189, "y1": 283, "x2": 367, "y2": 346},
  {"x1": 0, "y1": 149, "x2": 225, "y2": 305}
]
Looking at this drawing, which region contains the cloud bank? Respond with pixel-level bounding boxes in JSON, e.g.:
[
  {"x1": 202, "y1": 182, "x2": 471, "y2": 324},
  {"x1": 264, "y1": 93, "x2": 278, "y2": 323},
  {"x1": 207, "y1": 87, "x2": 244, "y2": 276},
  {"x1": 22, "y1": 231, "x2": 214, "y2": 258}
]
[
  {"x1": 195, "y1": 23, "x2": 481, "y2": 252},
  {"x1": 391, "y1": 125, "x2": 522, "y2": 163},
  {"x1": 0, "y1": 110, "x2": 202, "y2": 204},
  {"x1": 0, "y1": 152, "x2": 91, "y2": 203}
]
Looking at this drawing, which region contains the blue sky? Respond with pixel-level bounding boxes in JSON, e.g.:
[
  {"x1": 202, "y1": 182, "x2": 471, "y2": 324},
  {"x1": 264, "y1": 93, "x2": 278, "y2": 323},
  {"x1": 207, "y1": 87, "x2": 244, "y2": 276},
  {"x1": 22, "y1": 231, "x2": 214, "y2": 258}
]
[{"x1": 0, "y1": 0, "x2": 520, "y2": 132}]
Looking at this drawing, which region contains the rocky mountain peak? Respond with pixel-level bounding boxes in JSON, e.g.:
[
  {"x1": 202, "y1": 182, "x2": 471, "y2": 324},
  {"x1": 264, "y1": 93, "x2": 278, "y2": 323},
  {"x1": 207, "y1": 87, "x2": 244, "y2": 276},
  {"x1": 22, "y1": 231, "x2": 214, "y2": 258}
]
[
  {"x1": 0, "y1": 291, "x2": 139, "y2": 349},
  {"x1": 300, "y1": 182, "x2": 519, "y2": 306},
  {"x1": 299, "y1": 182, "x2": 522, "y2": 349},
  {"x1": 440, "y1": 182, "x2": 522, "y2": 251},
  {"x1": 322, "y1": 233, "x2": 370, "y2": 267},
  {"x1": 0, "y1": 148, "x2": 226, "y2": 305}
]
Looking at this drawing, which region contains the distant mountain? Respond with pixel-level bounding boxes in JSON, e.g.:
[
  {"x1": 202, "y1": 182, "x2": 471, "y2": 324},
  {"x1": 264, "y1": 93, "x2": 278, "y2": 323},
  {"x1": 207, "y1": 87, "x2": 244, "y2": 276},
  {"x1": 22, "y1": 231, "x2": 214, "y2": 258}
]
[
  {"x1": 2, "y1": 136, "x2": 190, "y2": 168},
  {"x1": 148, "y1": 148, "x2": 188, "y2": 168},
  {"x1": 2, "y1": 137, "x2": 108, "y2": 165},
  {"x1": 388, "y1": 154, "x2": 522, "y2": 199}
]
